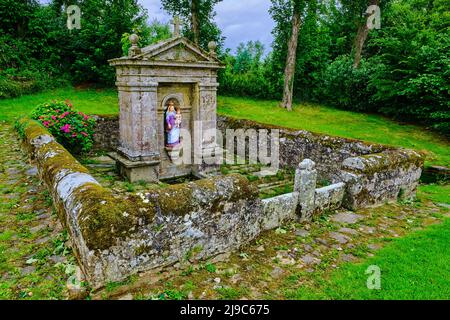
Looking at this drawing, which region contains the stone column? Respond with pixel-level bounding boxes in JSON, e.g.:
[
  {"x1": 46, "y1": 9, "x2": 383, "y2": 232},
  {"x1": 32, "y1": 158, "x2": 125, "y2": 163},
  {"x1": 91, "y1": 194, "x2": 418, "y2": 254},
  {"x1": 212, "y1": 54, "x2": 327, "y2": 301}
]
[
  {"x1": 193, "y1": 82, "x2": 221, "y2": 177},
  {"x1": 294, "y1": 159, "x2": 317, "y2": 221},
  {"x1": 116, "y1": 81, "x2": 159, "y2": 161},
  {"x1": 112, "y1": 74, "x2": 161, "y2": 182}
]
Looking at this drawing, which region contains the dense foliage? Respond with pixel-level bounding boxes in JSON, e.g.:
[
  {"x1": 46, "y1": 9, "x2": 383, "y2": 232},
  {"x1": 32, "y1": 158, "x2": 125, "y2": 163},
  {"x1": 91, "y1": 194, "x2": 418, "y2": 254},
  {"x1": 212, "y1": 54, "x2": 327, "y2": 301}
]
[
  {"x1": 31, "y1": 100, "x2": 96, "y2": 153},
  {"x1": 0, "y1": 0, "x2": 148, "y2": 97},
  {"x1": 160, "y1": 0, "x2": 224, "y2": 51},
  {"x1": 220, "y1": 0, "x2": 449, "y2": 136}
]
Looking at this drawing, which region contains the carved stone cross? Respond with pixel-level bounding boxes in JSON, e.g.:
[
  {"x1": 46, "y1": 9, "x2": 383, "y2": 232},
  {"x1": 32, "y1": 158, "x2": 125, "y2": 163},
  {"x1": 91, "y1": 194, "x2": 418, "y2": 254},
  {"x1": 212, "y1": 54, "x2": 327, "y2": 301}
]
[{"x1": 172, "y1": 16, "x2": 181, "y2": 37}]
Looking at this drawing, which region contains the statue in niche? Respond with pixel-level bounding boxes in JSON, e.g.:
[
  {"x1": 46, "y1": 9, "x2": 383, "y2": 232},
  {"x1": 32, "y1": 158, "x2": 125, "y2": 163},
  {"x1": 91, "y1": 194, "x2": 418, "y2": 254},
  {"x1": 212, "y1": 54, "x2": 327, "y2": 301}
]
[{"x1": 165, "y1": 99, "x2": 182, "y2": 149}]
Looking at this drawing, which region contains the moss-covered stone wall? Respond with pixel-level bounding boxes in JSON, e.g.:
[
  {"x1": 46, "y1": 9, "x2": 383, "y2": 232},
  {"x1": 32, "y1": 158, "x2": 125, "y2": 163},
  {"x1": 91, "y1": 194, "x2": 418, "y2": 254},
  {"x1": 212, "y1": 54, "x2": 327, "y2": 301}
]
[
  {"x1": 216, "y1": 115, "x2": 390, "y2": 182},
  {"x1": 92, "y1": 114, "x2": 119, "y2": 151},
  {"x1": 340, "y1": 149, "x2": 425, "y2": 210},
  {"x1": 17, "y1": 118, "x2": 265, "y2": 288},
  {"x1": 217, "y1": 115, "x2": 425, "y2": 210}
]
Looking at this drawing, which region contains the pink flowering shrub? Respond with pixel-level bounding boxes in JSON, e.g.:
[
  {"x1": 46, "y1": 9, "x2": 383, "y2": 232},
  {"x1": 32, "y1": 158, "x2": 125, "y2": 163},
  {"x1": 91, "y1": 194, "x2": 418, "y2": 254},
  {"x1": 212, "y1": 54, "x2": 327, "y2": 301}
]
[{"x1": 31, "y1": 100, "x2": 96, "y2": 153}]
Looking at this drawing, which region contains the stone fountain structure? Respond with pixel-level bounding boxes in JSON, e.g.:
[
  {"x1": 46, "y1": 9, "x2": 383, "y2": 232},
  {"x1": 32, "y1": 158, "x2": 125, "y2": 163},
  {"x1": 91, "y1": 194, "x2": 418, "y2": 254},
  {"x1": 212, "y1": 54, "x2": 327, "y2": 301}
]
[{"x1": 109, "y1": 28, "x2": 223, "y2": 182}]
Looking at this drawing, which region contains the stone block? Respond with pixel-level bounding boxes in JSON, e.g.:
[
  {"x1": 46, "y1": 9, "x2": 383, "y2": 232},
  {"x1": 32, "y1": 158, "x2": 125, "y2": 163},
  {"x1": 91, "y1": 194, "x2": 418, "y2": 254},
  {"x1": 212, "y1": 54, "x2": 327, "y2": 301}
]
[
  {"x1": 110, "y1": 152, "x2": 160, "y2": 183},
  {"x1": 262, "y1": 192, "x2": 298, "y2": 230},
  {"x1": 313, "y1": 182, "x2": 345, "y2": 215}
]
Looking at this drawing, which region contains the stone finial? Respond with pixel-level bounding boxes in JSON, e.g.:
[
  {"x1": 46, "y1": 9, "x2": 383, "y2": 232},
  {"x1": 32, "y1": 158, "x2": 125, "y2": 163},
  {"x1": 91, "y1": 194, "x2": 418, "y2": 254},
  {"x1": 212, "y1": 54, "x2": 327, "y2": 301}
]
[
  {"x1": 298, "y1": 158, "x2": 315, "y2": 170},
  {"x1": 128, "y1": 34, "x2": 141, "y2": 57},
  {"x1": 172, "y1": 16, "x2": 181, "y2": 37},
  {"x1": 208, "y1": 41, "x2": 217, "y2": 58}
]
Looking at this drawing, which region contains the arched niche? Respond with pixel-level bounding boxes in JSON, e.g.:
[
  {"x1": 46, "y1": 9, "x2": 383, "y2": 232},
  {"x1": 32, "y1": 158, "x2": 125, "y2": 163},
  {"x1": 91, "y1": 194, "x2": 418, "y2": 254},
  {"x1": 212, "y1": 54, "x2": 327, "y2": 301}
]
[{"x1": 161, "y1": 93, "x2": 184, "y2": 111}]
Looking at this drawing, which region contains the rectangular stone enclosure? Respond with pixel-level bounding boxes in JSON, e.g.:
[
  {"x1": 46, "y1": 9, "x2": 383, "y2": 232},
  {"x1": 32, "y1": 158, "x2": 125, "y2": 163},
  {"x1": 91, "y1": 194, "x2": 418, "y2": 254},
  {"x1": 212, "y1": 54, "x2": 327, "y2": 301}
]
[{"x1": 108, "y1": 35, "x2": 224, "y2": 182}]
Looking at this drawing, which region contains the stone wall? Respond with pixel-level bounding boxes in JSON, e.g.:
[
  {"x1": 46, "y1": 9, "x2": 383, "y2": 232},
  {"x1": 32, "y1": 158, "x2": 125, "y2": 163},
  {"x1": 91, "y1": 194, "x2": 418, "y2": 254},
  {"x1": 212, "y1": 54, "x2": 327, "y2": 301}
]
[
  {"x1": 340, "y1": 150, "x2": 424, "y2": 209},
  {"x1": 92, "y1": 114, "x2": 424, "y2": 210},
  {"x1": 19, "y1": 114, "x2": 424, "y2": 288},
  {"x1": 217, "y1": 115, "x2": 424, "y2": 209},
  {"x1": 217, "y1": 115, "x2": 388, "y2": 182},
  {"x1": 94, "y1": 115, "x2": 389, "y2": 182},
  {"x1": 92, "y1": 115, "x2": 119, "y2": 151},
  {"x1": 260, "y1": 160, "x2": 347, "y2": 224},
  {"x1": 18, "y1": 118, "x2": 293, "y2": 288}
]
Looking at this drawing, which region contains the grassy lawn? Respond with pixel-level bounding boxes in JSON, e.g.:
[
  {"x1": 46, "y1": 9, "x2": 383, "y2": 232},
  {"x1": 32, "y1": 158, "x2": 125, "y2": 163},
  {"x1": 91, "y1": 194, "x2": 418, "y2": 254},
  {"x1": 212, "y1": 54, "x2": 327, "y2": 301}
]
[
  {"x1": 218, "y1": 96, "x2": 449, "y2": 168},
  {"x1": 0, "y1": 87, "x2": 447, "y2": 167},
  {"x1": 0, "y1": 87, "x2": 119, "y2": 122},
  {"x1": 288, "y1": 219, "x2": 450, "y2": 300},
  {"x1": 284, "y1": 184, "x2": 449, "y2": 300}
]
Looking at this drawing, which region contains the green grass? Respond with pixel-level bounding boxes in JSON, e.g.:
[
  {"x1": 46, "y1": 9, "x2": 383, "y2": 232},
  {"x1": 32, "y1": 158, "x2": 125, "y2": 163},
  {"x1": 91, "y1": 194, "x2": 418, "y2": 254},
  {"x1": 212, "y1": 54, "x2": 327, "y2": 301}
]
[
  {"x1": 283, "y1": 184, "x2": 450, "y2": 300},
  {"x1": 0, "y1": 86, "x2": 118, "y2": 122},
  {"x1": 287, "y1": 217, "x2": 450, "y2": 300},
  {"x1": 218, "y1": 96, "x2": 449, "y2": 167},
  {"x1": 0, "y1": 88, "x2": 447, "y2": 166},
  {"x1": 417, "y1": 184, "x2": 450, "y2": 204}
]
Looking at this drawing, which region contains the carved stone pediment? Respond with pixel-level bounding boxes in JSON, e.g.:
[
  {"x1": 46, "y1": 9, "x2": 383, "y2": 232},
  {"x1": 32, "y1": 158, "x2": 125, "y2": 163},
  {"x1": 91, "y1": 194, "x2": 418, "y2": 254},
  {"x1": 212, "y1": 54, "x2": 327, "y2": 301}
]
[
  {"x1": 109, "y1": 36, "x2": 223, "y2": 69},
  {"x1": 136, "y1": 37, "x2": 216, "y2": 63}
]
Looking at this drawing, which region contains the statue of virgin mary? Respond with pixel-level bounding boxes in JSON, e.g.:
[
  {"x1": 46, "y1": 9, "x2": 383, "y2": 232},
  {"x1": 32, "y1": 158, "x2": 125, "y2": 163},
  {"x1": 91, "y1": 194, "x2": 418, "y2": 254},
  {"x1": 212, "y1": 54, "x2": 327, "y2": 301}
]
[{"x1": 165, "y1": 101, "x2": 180, "y2": 148}]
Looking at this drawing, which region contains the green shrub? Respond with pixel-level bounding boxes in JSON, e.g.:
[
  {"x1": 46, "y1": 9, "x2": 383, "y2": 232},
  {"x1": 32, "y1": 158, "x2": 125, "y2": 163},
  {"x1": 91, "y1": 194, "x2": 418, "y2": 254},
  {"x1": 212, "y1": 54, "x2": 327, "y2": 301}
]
[
  {"x1": 0, "y1": 73, "x2": 69, "y2": 99},
  {"x1": 31, "y1": 101, "x2": 96, "y2": 154},
  {"x1": 319, "y1": 55, "x2": 380, "y2": 112}
]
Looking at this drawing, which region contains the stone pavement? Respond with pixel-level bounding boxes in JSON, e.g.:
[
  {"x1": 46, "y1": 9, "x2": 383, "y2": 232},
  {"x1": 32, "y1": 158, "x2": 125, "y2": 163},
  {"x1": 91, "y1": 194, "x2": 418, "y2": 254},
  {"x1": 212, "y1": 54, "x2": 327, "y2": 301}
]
[{"x1": 0, "y1": 121, "x2": 74, "y2": 299}]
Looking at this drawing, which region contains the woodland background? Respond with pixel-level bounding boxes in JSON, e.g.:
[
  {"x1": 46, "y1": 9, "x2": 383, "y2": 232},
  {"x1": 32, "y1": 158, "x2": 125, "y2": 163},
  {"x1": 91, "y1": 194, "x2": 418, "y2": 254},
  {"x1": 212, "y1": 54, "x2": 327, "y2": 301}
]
[{"x1": 0, "y1": 0, "x2": 448, "y2": 136}]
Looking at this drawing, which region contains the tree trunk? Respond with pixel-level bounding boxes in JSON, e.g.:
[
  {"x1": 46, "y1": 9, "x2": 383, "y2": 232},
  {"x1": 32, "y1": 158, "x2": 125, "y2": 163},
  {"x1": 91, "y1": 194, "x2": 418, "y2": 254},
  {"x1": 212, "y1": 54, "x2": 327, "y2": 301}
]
[
  {"x1": 281, "y1": 6, "x2": 301, "y2": 111},
  {"x1": 352, "y1": 24, "x2": 369, "y2": 69},
  {"x1": 353, "y1": 0, "x2": 379, "y2": 68},
  {"x1": 191, "y1": 0, "x2": 200, "y2": 45}
]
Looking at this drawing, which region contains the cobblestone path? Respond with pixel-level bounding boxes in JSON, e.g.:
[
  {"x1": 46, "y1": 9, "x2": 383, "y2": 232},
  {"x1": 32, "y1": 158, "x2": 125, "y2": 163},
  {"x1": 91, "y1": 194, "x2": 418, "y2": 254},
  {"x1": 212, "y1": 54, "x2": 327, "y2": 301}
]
[{"x1": 0, "y1": 121, "x2": 74, "y2": 299}]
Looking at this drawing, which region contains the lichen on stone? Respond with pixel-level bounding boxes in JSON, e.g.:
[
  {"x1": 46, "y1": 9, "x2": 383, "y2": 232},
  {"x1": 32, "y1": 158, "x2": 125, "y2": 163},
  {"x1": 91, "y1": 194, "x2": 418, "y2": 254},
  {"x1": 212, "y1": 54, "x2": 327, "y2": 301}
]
[{"x1": 75, "y1": 183, "x2": 156, "y2": 251}]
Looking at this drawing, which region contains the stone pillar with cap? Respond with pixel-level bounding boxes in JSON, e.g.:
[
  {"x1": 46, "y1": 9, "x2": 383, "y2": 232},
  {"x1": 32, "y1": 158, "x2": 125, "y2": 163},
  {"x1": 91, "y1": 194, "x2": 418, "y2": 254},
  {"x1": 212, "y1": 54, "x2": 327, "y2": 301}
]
[
  {"x1": 208, "y1": 41, "x2": 217, "y2": 59},
  {"x1": 294, "y1": 159, "x2": 317, "y2": 221}
]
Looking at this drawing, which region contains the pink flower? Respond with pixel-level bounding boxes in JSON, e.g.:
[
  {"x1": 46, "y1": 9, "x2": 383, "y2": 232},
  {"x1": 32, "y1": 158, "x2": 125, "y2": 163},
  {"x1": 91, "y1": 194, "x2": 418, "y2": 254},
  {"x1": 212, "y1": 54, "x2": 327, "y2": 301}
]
[
  {"x1": 72, "y1": 133, "x2": 77, "y2": 137},
  {"x1": 60, "y1": 112, "x2": 69, "y2": 119},
  {"x1": 80, "y1": 132, "x2": 88, "y2": 137},
  {"x1": 83, "y1": 115, "x2": 89, "y2": 121},
  {"x1": 43, "y1": 121, "x2": 49, "y2": 127},
  {"x1": 51, "y1": 115, "x2": 57, "y2": 120},
  {"x1": 60, "y1": 124, "x2": 71, "y2": 133}
]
